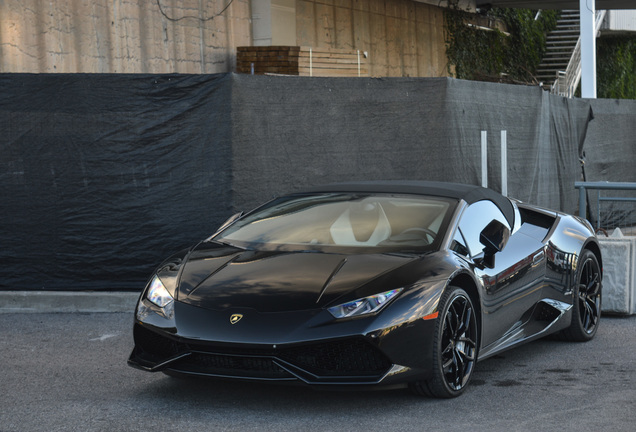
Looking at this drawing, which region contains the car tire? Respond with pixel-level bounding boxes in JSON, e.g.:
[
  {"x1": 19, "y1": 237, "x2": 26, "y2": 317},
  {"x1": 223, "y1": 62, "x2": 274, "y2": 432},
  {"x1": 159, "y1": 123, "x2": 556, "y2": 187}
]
[
  {"x1": 410, "y1": 286, "x2": 478, "y2": 398},
  {"x1": 557, "y1": 249, "x2": 602, "y2": 342}
]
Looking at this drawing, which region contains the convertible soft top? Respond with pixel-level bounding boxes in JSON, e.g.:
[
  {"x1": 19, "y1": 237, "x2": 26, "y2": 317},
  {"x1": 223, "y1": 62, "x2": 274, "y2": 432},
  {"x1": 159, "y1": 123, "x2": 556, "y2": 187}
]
[{"x1": 304, "y1": 180, "x2": 515, "y2": 228}]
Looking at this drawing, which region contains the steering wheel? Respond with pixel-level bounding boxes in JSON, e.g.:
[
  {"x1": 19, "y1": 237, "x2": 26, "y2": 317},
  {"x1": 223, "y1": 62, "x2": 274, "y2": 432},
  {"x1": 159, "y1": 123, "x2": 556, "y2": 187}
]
[{"x1": 399, "y1": 227, "x2": 436, "y2": 243}]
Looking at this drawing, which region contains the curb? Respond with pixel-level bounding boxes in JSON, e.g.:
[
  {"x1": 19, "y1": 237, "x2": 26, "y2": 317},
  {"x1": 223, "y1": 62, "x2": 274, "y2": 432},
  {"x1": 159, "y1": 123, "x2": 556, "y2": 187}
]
[{"x1": 0, "y1": 291, "x2": 140, "y2": 313}]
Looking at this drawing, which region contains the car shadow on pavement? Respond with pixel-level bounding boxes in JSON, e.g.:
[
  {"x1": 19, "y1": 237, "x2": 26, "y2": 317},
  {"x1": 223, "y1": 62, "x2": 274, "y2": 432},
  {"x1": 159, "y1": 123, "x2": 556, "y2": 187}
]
[{"x1": 130, "y1": 334, "x2": 569, "y2": 406}]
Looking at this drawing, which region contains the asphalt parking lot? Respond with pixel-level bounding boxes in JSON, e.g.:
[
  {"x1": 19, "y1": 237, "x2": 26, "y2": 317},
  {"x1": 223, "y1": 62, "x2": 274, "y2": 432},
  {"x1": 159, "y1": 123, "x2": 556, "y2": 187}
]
[{"x1": 2, "y1": 312, "x2": 635, "y2": 432}]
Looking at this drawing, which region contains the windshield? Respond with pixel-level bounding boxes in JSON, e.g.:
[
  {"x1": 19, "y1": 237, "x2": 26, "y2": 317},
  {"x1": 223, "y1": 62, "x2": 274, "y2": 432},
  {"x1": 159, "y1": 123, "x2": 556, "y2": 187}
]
[{"x1": 214, "y1": 193, "x2": 456, "y2": 253}]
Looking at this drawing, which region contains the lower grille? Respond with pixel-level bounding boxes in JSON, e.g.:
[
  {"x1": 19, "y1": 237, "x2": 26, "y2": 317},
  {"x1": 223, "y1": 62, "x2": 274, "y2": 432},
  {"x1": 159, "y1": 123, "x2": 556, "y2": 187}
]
[
  {"x1": 134, "y1": 323, "x2": 180, "y2": 359},
  {"x1": 279, "y1": 338, "x2": 391, "y2": 377},
  {"x1": 133, "y1": 323, "x2": 392, "y2": 381},
  {"x1": 173, "y1": 352, "x2": 291, "y2": 379}
]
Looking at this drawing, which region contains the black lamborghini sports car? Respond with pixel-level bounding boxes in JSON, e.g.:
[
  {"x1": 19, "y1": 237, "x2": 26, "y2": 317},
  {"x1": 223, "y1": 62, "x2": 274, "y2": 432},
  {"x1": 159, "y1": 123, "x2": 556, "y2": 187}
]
[{"x1": 128, "y1": 181, "x2": 602, "y2": 397}]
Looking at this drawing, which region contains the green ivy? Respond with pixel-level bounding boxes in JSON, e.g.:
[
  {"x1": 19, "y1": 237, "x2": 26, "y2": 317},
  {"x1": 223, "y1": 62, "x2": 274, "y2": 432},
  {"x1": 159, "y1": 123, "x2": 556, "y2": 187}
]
[
  {"x1": 444, "y1": 6, "x2": 558, "y2": 83},
  {"x1": 597, "y1": 36, "x2": 636, "y2": 100}
]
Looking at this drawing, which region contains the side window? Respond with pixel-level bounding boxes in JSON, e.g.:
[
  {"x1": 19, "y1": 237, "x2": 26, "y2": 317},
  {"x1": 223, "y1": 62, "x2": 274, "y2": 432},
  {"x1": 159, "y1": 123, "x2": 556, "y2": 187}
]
[{"x1": 457, "y1": 200, "x2": 510, "y2": 257}]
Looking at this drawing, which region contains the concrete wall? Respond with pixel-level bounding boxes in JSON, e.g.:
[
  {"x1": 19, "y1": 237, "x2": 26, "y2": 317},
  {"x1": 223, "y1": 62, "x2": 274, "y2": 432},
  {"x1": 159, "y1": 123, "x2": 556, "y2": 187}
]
[
  {"x1": 0, "y1": 0, "x2": 449, "y2": 77},
  {"x1": 0, "y1": 0, "x2": 252, "y2": 73},
  {"x1": 296, "y1": 0, "x2": 449, "y2": 77},
  {"x1": 272, "y1": 0, "x2": 297, "y2": 45}
]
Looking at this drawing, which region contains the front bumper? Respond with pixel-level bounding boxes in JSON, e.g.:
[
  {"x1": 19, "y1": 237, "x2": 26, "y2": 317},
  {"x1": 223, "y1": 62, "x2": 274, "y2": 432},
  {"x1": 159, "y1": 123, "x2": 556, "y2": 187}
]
[
  {"x1": 129, "y1": 323, "x2": 403, "y2": 384},
  {"x1": 129, "y1": 289, "x2": 442, "y2": 387}
]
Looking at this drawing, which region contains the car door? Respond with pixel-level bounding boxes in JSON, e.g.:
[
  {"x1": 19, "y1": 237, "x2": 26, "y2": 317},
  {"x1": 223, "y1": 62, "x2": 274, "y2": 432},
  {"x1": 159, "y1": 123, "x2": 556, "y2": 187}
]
[{"x1": 454, "y1": 200, "x2": 547, "y2": 349}]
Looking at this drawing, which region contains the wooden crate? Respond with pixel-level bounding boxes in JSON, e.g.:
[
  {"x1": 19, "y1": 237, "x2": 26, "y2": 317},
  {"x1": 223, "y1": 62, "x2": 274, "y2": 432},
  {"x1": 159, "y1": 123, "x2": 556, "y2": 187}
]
[{"x1": 237, "y1": 46, "x2": 369, "y2": 77}]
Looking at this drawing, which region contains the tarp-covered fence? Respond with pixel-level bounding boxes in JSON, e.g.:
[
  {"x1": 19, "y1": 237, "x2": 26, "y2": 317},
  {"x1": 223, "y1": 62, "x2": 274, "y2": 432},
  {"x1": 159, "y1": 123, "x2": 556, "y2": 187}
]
[
  {"x1": 231, "y1": 75, "x2": 593, "y2": 213},
  {"x1": 1, "y1": 74, "x2": 233, "y2": 290},
  {"x1": 2, "y1": 73, "x2": 630, "y2": 291},
  {"x1": 579, "y1": 99, "x2": 636, "y2": 229}
]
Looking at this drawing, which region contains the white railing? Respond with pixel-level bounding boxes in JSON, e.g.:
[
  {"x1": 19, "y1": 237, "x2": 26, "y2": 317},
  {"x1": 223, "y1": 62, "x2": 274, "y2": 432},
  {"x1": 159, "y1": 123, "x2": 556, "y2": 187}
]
[{"x1": 551, "y1": 10, "x2": 606, "y2": 97}]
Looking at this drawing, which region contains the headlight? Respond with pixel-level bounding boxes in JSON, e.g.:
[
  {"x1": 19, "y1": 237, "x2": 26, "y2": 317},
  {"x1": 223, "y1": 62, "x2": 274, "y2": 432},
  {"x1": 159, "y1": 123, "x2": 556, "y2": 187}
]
[
  {"x1": 137, "y1": 275, "x2": 175, "y2": 321},
  {"x1": 146, "y1": 275, "x2": 174, "y2": 308},
  {"x1": 328, "y1": 288, "x2": 403, "y2": 319}
]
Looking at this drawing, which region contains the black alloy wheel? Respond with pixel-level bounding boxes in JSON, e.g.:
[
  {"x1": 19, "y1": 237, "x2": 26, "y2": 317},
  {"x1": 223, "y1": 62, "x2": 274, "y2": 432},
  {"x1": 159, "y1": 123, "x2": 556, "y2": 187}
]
[
  {"x1": 558, "y1": 249, "x2": 602, "y2": 342},
  {"x1": 411, "y1": 286, "x2": 478, "y2": 398}
]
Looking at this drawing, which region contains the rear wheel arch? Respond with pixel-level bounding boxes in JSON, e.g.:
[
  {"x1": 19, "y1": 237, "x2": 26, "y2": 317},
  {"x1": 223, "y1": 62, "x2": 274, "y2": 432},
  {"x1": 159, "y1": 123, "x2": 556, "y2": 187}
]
[
  {"x1": 583, "y1": 240, "x2": 603, "y2": 276},
  {"x1": 556, "y1": 248, "x2": 602, "y2": 341}
]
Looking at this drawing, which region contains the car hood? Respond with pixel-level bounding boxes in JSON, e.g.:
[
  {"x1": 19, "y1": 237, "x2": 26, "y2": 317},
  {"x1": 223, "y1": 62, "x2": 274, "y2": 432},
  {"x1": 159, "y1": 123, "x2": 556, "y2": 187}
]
[{"x1": 173, "y1": 241, "x2": 419, "y2": 313}]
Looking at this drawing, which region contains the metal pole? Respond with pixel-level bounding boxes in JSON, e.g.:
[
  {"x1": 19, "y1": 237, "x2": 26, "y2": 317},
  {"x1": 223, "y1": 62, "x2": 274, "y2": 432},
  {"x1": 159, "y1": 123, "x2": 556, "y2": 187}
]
[
  {"x1": 501, "y1": 130, "x2": 507, "y2": 196},
  {"x1": 597, "y1": 189, "x2": 601, "y2": 229},
  {"x1": 580, "y1": 0, "x2": 597, "y2": 98},
  {"x1": 481, "y1": 131, "x2": 488, "y2": 188}
]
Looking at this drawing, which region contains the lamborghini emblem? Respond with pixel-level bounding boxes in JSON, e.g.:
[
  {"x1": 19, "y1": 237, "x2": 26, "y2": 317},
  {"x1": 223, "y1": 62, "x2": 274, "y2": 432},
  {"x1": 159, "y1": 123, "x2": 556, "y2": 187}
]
[{"x1": 230, "y1": 314, "x2": 243, "y2": 324}]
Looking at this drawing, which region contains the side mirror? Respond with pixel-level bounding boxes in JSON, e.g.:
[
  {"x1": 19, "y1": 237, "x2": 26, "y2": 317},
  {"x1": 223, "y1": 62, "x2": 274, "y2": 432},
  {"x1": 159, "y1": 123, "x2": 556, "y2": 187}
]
[{"x1": 477, "y1": 220, "x2": 510, "y2": 269}]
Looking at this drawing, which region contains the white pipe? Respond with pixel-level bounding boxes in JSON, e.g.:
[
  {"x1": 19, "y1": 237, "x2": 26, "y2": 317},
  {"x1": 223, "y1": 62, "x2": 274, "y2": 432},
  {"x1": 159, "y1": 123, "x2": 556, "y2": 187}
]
[
  {"x1": 580, "y1": 0, "x2": 597, "y2": 98},
  {"x1": 481, "y1": 131, "x2": 488, "y2": 188},
  {"x1": 501, "y1": 130, "x2": 508, "y2": 196}
]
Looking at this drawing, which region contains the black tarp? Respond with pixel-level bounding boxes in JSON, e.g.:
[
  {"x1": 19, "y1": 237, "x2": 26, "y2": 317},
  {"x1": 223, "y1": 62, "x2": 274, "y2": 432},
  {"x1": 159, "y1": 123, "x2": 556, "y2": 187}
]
[
  {"x1": 231, "y1": 75, "x2": 593, "y2": 213},
  {"x1": 0, "y1": 73, "x2": 617, "y2": 291},
  {"x1": 579, "y1": 98, "x2": 636, "y2": 228},
  {"x1": 1, "y1": 74, "x2": 233, "y2": 290}
]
